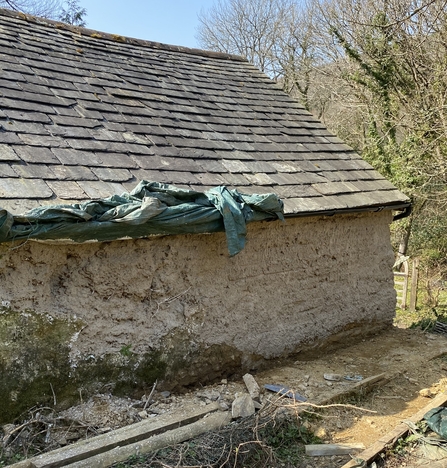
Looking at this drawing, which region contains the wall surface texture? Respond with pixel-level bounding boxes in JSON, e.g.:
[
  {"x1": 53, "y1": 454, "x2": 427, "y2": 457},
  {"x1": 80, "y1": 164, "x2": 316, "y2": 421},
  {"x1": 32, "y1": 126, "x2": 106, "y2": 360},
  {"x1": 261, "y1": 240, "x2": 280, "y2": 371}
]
[{"x1": 0, "y1": 211, "x2": 396, "y2": 421}]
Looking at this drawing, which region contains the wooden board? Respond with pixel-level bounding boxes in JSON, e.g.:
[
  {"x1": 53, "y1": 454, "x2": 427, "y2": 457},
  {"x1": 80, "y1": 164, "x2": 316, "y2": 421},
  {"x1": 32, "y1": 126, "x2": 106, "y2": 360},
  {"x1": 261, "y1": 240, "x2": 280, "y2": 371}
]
[
  {"x1": 305, "y1": 443, "x2": 365, "y2": 456},
  {"x1": 64, "y1": 411, "x2": 232, "y2": 468},
  {"x1": 10, "y1": 403, "x2": 221, "y2": 468},
  {"x1": 341, "y1": 392, "x2": 447, "y2": 468}
]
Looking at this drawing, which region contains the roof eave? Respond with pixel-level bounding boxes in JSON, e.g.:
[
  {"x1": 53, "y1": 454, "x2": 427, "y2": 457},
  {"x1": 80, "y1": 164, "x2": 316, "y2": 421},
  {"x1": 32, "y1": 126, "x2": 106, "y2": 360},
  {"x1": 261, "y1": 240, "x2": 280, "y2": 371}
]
[{"x1": 284, "y1": 201, "x2": 412, "y2": 222}]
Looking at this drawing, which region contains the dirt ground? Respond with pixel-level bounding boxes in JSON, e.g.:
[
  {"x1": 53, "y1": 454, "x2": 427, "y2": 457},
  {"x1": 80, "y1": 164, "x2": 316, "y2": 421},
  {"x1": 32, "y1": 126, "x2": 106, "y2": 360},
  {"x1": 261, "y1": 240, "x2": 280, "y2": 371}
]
[
  {"x1": 4, "y1": 326, "x2": 447, "y2": 467},
  {"x1": 251, "y1": 325, "x2": 447, "y2": 467}
]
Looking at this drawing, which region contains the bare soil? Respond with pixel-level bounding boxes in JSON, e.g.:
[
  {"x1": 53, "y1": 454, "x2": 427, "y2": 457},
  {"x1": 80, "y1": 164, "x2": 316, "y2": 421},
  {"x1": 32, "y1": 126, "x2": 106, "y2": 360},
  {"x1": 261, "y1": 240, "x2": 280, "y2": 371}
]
[{"x1": 3, "y1": 326, "x2": 447, "y2": 467}]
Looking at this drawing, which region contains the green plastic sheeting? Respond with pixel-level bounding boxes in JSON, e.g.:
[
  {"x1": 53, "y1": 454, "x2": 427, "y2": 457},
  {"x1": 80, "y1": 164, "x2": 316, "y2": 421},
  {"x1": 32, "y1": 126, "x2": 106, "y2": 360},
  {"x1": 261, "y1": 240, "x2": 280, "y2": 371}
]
[
  {"x1": 0, "y1": 181, "x2": 284, "y2": 256},
  {"x1": 424, "y1": 407, "x2": 447, "y2": 439}
]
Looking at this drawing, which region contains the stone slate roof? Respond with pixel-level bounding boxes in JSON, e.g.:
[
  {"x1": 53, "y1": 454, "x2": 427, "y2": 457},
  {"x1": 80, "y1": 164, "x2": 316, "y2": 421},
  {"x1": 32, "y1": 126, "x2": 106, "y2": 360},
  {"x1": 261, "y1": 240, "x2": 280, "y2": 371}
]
[{"x1": 0, "y1": 8, "x2": 409, "y2": 216}]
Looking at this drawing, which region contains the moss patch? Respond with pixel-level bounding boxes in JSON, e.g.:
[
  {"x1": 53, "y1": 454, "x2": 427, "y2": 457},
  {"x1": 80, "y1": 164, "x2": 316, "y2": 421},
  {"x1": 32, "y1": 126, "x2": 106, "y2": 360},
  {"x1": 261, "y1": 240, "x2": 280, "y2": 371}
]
[
  {"x1": 0, "y1": 308, "x2": 82, "y2": 423},
  {"x1": 0, "y1": 309, "x2": 168, "y2": 424}
]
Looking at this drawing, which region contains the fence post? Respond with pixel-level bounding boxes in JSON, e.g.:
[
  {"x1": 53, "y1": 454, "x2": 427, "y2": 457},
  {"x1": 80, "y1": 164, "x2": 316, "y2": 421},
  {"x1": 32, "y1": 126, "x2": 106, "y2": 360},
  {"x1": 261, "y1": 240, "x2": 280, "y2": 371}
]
[{"x1": 409, "y1": 258, "x2": 419, "y2": 312}]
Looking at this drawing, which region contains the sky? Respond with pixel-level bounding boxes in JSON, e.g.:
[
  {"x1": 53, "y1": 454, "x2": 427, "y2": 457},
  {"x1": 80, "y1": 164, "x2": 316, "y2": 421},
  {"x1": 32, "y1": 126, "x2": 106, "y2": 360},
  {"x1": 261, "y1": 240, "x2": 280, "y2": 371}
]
[{"x1": 79, "y1": 0, "x2": 216, "y2": 49}]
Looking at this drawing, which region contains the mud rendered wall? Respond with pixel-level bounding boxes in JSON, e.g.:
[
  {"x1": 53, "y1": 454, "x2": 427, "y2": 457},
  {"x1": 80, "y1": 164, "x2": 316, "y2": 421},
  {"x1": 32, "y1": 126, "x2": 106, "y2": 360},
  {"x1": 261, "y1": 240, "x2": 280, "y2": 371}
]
[{"x1": 0, "y1": 211, "x2": 396, "y2": 422}]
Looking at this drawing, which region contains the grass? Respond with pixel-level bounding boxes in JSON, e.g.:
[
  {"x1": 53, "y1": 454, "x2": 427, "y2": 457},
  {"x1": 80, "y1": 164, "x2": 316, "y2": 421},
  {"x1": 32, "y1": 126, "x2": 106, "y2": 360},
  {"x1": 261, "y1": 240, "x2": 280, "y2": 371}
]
[{"x1": 394, "y1": 274, "x2": 447, "y2": 329}]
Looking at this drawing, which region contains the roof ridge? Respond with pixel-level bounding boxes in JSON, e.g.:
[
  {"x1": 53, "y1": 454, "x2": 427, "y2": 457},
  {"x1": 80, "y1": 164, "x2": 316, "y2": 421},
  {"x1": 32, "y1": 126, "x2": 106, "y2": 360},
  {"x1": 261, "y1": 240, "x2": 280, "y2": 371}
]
[{"x1": 0, "y1": 7, "x2": 248, "y2": 62}]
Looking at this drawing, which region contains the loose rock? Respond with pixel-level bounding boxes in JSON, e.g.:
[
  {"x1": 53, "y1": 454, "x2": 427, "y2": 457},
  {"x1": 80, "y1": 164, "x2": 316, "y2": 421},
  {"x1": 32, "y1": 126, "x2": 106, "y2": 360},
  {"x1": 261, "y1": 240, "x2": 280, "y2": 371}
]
[
  {"x1": 231, "y1": 394, "x2": 255, "y2": 419},
  {"x1": 419, "y1": 388, "x2": 433, "y2": 398},
  {"x1": 242, "y1": 373, "x2": 261, "y2": 402},
  {"x1": 324, "y1": 373, "x2": 342, "y2": 382}
]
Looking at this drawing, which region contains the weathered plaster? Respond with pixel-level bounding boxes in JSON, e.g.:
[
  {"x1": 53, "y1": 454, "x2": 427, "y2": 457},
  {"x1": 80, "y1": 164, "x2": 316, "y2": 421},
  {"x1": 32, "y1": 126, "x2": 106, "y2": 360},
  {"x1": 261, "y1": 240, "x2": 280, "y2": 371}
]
[{"x1": 0, "y1": 211, "x2": 396, "y2": 421}]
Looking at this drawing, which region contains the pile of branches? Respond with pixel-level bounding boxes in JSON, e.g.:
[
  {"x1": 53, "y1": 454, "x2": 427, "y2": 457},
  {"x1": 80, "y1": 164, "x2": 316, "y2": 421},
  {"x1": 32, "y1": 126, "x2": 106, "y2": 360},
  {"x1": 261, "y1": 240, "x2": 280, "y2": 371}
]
[
  {"x1": 1, "y1": 407, "x2": 99, "y2": 465},
  {"x1": 114, "y1": 397, "x2": 312, "y2": 468}
]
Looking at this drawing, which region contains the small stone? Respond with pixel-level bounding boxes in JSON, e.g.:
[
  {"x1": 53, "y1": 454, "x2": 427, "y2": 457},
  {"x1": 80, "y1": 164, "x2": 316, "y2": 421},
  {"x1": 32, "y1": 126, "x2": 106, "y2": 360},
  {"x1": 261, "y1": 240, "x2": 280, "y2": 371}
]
[
  {"x1": 197, "y1": 390, "x2": 221, "y2": 401},
  {"x1": 419, "y1": 388, "x2": 433, "y2": 398},
  {"x1": 253, "y1": 400, "x2": 263, "y2": 410},
  {"x1": 160, "y1": 391, "x2": 171, "y2": 398},
  {"x1": 315, "y1": 426, "x2": 327, "y2": 438},
  {"x1": 219, "y1": 401, "x2": 230, "y2": 411},
  {"x1": 221, "y1": 379, "x2": 228, "y2": 384},
  {"x1": 324, "y1": 373, "x2": 342, "y2": 382},
  {"x1": 326, "y1": 381, "x2": 333, "y2": 387},
  {"x1": 232, "y1": 394, "x2": 255, "y2": 419},
  {"x1": 138, "y1": 410, "x2": 148, "y2": 419}
]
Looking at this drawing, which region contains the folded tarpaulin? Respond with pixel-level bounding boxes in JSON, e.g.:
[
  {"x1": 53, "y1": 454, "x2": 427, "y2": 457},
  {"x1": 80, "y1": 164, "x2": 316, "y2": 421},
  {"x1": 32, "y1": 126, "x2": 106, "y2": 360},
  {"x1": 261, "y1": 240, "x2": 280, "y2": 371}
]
[{"x1": 0, "y1": 181, "x2": 284, "y2": 256}]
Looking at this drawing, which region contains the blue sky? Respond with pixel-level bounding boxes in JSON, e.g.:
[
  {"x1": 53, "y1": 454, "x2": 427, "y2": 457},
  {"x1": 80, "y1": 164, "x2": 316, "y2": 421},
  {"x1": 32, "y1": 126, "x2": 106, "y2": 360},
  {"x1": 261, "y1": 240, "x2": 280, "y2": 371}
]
[{"x1": 80, "y1": 0, "x2": 216, "y2": 49}]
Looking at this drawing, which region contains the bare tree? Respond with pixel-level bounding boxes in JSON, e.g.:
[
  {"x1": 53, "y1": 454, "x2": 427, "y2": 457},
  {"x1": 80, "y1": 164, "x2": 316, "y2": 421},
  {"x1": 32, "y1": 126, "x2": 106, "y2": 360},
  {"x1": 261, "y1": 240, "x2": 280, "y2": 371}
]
[
  {"x1": 197, "y1": 0, "x2": 296, "y2": 77},
  {"x1": 0, "y1": 0, "x2": 63, "y2": 18},
  {"x1": 1, "y1": 0, "x2": 87, "y2": 25},
  {"x1": 197, "y1": 0, "x2": 325, "y2": 111}
]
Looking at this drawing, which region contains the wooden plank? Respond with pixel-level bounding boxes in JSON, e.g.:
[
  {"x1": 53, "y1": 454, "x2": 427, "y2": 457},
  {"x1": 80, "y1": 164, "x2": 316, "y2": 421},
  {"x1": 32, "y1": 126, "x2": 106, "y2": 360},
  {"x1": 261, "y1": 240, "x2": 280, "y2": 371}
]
[
  {"x1": 64, "y1": 411, "x2": 232, "y2": 468},
  {"x1": 305, "y1": 443, "x2": 365, "y2": 456},
  {"x1": 340, "y1": 392, "x2": 447, "y2": 468},
  {"x1": 10, "y1": 403, "x2": 221, "y2": 468},
  {"x1": 318, "y1": 373, "x2": 388, "y2": 405}
]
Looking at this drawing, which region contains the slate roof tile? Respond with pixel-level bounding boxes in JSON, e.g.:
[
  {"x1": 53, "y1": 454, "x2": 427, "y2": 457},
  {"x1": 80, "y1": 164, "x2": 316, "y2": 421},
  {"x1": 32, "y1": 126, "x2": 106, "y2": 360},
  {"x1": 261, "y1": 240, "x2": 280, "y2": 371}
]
[
  {"x1": 66, "y1": 138, "x2": 110, "y2": 152},
  {"x1": 194, "y1": 172, "x2": 226, "y2": 186},
  {"x1": 46, "y1": 180, "x2": 87, "y2": 199},
  {"x1": 94, "y1": 152, "x2": 138, "y2": 168},
  {"x1": 221, "y1": 159, "x2": 250, "y2": 173},
  {"x1": 270, "y1": 161, "x2": 302, "y2": 173},
  {"x1": 45, "y1": 126, "x2": 92, "y2": 143},
  {"x1": 196, "y1": 159, "x2": 226, "y2": 173},
  {"x1": 244, "y1": 173, "x2": 277, "y2": 186},
  {"x1": 161, "y1": 170, "x2": 200, "y2": 185},
  {"x1": 0, "y1": 131, "x2": 22, "y2": 144},
  {"x1": 86, "y1": 167, "x2": 133, "y2": 183},
  {"x1": 11, "y1": 163, "x2": 57, "y2": 179},
  {"x1": 273, "y1": 185, "x2": 320, "y2": 198},
  {"x1": 0, "y1": 163, "x2": 19, "y2": 177},
  {"x1": 52, "y1": 148, "x2": 102, "y2": 166},
  {"x1": 312, "y1": 181, "x2": 360, "y2": 195},
  {"x1": 0, "y1": 177, "x2": 52, "y2": 198},
  {"x1": 131, "y1": 155, "x2": 202, "y2": 172},
  {"x1": 50, "y1": 114, "x2": 100, "y2": 128},
  {"x1": 244, "y1": 161, "x2": 277, "y2": 173},
  {"x1": 284, "y1": 197, "x2": 330, "y2": 214},
  {"x1": 129, "y1": 169, "x2": 169, "y2": 184},
  {"x1": 0, "y1": 9, "x2": 409, "y2": 216},
  {"x1": 14, "y1": 146, "x2": 59, "y2": 164},
  {"x1": 0, "y1": 120, "x2": 50, "y2": 135},
  {"x1": 0, "y1": 144, "x2": 20, "y2": 161},
  {"x1": 220, "y1": 173, "x2": 251, "y2": 186},
  {"x1": 0, "y1": 97, "x2": 56, "y2": 114},
  {"x1": 51, "y1": 165, "x2": 98, "y2": 181},
  {"x1": 78, "y1": 180, "x2": 124, "y2": 199}
]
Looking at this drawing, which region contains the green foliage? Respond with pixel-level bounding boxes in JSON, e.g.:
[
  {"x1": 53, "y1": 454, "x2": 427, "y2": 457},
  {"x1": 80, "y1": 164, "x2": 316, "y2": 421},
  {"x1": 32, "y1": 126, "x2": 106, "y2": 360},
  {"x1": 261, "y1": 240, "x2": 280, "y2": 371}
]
[
  {"x1": 59, "y1": 0, "x2": 86, "y2": 26},
  {"x1": 119, "y1": 344, "x2": 133, "y2": 357},
  {"x1": 0, "y1": 453, "x2": 26, "y2": 467},
  {"x1": 410, "y1": 211, "x2": 447, "y2": 268},
  {"x1": 260, "y1": 418, "x2": 321, "y2": 464}
]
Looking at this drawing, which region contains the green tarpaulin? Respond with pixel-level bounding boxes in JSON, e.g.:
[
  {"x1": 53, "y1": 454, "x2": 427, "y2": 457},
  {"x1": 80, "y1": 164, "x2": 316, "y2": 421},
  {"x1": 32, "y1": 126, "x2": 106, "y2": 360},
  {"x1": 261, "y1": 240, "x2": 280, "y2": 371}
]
[{"x1": 0, "y1": 181, "x2": 284, "y2": 256}]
